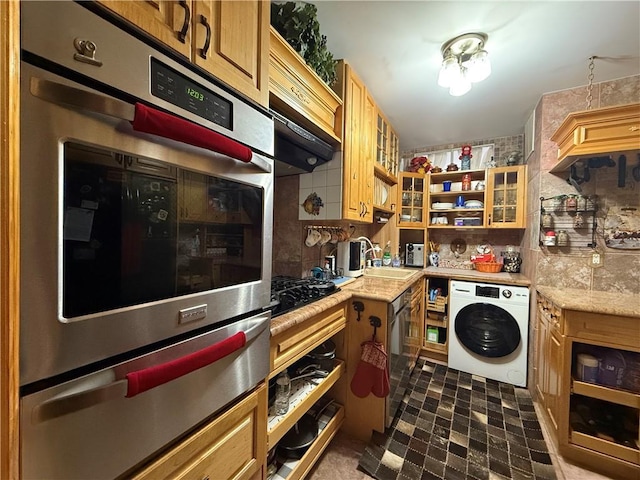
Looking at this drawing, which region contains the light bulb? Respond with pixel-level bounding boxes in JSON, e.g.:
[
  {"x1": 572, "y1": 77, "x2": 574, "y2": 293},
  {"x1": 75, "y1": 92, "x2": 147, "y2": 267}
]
[
  {"x1": 467, "y1": 49, "x2": 491, "y2": 83},
  {"x1": 437, "y1": 54, "x2": 460, "y2": 88},
  {"x1": 449, "y1": 68, "x2": 471, "y2": 96}
]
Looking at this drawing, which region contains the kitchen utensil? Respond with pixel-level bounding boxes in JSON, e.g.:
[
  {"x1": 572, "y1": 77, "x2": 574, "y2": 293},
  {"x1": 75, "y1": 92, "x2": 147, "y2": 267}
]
[
  {"x1": 618, "y1": 154, "x2": 627, "y2": 187},
  {"x1": 432, "y1": 202, "x2": 454, "y2": 209},
  {"x1": 632, "y1": 153, "x2": 640, "y2": 182},
  {"x1": 455, "y1": 195, "x2": 465, "y2": 207},
  {"x1": 304, "y1": 340, "x2": 336, "y2": 372},
  {"x1": 278, "y1": 399, "x2": 335, "y2": 459},
  {"x1": 305, "y1": 229, "x2": 321, "y2": 247},
  {"x1": 442, "y1": 181, "x2": 452, "y2": 191}
]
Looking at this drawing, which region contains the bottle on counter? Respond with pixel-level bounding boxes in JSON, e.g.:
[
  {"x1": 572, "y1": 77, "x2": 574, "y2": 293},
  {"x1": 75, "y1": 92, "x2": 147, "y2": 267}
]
[
  {"x1": 274, "y1": 369, "x2": 291, "y2": 415},
  {"x1": 392, "y1": 251, "x2": 401, "y2": 268},
  {"x1": 382, "y1": 241, "x2": 392, "y2": 266}
]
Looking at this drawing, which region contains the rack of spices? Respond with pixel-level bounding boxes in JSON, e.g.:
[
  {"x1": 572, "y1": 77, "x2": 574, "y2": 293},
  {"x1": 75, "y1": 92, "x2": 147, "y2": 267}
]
[{"x1": 538, "y1": 196, "x2": 597, "y2": 248}]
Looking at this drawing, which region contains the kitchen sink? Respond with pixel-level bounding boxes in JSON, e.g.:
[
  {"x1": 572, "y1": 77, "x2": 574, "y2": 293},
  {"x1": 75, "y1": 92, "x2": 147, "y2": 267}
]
[{"x1": 363, "y1": 267, "x2": 418, "y2": 280}]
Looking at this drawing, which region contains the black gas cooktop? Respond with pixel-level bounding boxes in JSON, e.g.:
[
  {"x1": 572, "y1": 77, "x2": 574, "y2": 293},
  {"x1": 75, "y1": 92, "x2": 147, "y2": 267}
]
[{"x1": 269, "y1": 275, "x2": 339, "y2": 318}]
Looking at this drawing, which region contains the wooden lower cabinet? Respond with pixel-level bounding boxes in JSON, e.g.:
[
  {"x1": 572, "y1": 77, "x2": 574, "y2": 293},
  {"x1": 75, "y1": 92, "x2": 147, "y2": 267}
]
[
  {"x1": 536, "y1": 291, "x2": 640, "y2": 480},
  {"x1": 268, "y1": 302, "x2": 348, "y2": 480},
  {"x1": 131, "y1": 383, "x2": 267, "y2": 480}
]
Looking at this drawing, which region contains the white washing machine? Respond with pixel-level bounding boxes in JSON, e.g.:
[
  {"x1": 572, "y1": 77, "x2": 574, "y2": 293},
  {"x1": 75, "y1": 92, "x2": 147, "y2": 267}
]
[{"x1": 448, "y1": 280, "x2": 530, "y2": 386}]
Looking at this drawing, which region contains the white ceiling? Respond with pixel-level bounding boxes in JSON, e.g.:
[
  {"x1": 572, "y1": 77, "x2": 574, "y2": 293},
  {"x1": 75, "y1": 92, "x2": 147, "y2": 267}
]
[{"x1": 311, "y1": 1, "x2": 640, "y2": 151}]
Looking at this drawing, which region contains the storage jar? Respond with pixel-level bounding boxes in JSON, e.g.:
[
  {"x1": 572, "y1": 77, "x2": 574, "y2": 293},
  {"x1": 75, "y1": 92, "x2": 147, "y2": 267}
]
[
  {"x1": 544, "y1": 230, "x2": 556, "y2": 246},
  {"x1": 542, "y1": 212, "x2": 553, "y2": 229},
  {"x1": 576, "y1": 354, "x2": 599, "y2": 383},
  {"x1": 565, "y1": 195, "x2": 577, "y2": 211},
  {"x1": 557, "y1": 230, "x2": 569, "y2": 247},
  {"x1": 462, "y1": 173, "x2": 471, "y2": 191}
]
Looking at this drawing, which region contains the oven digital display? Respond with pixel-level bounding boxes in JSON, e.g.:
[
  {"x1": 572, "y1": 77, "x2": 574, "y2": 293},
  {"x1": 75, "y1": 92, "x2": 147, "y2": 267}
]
[{"x1": 150, "y1": 58, "x2": 232, "y2": 130}]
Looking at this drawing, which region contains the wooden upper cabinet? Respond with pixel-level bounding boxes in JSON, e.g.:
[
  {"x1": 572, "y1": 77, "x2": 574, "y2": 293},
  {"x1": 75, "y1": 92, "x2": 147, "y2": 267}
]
[
  {"x1": 337, "y1": 61, "x2": 372, "y2": 222},
  {"x1": 97, "y1": 1, "x2": 193, "y2": 57},
  {"x1": 484, "y1": 165, "x2": 527, "y2": 228},
  {"x1": 98, "y1": 0, "x2": 269, "y2": 107},
  {"x1": 193, "y1": 1, "x2": 269, "y2": 106}
]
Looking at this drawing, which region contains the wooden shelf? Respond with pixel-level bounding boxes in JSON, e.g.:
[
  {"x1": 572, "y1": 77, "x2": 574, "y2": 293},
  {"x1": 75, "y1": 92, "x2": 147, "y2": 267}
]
[
  {"x1": 572, "y1": 379, "x2": 640, "y2": 409},
  {"x1": 267, "y1": 360, "x2": 345, "y2": 448},
  {"x1": 374, "y1": 164, "x2": 398, "y2": 185},
  {"x1": 570, "y1": 430, "x2": 639, "y2": 465},
  {"x1": 423, "y1": 341, "x2": 447, "y2": 353}
]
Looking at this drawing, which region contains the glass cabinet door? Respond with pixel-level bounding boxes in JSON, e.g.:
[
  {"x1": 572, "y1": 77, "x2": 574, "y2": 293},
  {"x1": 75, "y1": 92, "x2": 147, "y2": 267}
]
[
  {"x1": 486, "y1": 165, "x2": 526, "y2": 228},
  {"x1": 398, "y1": 173, "x2": 425, "y2": 227}
]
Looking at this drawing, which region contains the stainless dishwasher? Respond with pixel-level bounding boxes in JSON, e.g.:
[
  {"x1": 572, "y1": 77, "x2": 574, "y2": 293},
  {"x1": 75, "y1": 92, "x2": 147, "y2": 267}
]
[{"x1": 387, "y1": 288, "x2": 414, "y2": 427}]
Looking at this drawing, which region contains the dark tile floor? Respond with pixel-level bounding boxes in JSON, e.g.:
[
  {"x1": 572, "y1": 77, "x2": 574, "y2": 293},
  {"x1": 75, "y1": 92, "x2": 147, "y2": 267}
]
[{"x1": 357, "y1": 359, "x2": 557, "y2": 480}]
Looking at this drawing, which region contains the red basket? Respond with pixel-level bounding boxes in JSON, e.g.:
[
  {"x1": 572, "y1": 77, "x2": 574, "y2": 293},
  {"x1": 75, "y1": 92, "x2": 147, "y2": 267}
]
[{"x1": 472, "y1": 247, "x2": 503, "y2": 273}]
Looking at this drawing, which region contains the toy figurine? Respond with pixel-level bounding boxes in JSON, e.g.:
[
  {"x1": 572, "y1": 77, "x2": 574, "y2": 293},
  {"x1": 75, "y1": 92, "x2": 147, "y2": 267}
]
[
  {"x1": 459, "y1": 145, "x2": 472, "y2": 170},
  {"x1": 407, "y1": 156, "x2": 432, "y2": 174}
]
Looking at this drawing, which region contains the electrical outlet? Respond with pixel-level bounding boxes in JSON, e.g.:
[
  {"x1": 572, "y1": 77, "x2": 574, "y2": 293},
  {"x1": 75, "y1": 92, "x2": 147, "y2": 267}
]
[{"x1": 590, "y1": 251, "x2": 604, "y2": 268}]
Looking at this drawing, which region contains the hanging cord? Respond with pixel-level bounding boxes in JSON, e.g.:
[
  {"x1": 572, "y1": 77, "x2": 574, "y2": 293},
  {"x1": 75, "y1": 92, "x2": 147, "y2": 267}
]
[{"x1": 586, "y1": 56, "x2": 597, "y2": 110}]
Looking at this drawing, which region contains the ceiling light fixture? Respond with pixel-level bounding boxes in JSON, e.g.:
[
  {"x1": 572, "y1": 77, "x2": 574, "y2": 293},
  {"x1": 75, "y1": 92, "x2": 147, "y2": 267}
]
[{"x1": 438, "y1": 32, "x2": 491, "y2": 96}]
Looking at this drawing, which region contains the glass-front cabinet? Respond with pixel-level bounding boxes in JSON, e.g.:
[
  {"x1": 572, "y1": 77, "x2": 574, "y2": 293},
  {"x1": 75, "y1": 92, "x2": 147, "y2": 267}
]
[
  {"x1": 398, "y1": 173, "x2": 425, "y2": 227},
  {"x1": 485, "y1": 165, "x2": 526, "y2": 228}
]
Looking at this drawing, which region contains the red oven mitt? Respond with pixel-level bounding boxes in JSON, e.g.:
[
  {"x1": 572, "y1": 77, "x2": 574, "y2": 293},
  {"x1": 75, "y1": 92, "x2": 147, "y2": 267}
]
[{"x1": 350, "y1": 340, "x2": 390, "y2": 398}]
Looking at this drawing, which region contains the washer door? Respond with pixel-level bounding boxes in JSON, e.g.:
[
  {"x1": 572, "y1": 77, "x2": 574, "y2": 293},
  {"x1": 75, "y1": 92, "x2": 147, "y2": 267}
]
[{"x1": 454, "y1": 303, "x2": 520, "y2": 358}]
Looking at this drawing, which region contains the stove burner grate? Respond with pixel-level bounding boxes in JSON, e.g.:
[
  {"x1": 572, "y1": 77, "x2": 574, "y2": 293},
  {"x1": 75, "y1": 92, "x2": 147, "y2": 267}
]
[{"x1": 270, "y1": 275, "x2": 338, "y2": 317}]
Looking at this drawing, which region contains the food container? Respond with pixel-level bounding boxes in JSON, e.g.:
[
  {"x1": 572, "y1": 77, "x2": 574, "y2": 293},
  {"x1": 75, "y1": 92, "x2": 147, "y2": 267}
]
[
  {"x1": 576, "y1": 354, "x2": 599, "y2": 383},
  {"x1": 599, "y1": 350, "x2": 626, "y2": 387},
  {"x1": 426, "y1": 326, "x2": 439, "y2": 343},
  {"x1": 544, "y1": 230, "x2": 556, "y2": 246},
  {"x1": 557, "y1": 230, "x2": 569, "y2": 247}
]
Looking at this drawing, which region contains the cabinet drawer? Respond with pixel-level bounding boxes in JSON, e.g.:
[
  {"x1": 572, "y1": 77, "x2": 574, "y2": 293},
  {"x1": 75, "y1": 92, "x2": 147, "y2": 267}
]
[
  {"x1": 537, "y1": 296, "x2": 563, "y2": 336},
  {"x1": 565, "y1": 310, "x2": 640, "y2": 349},
  {"x1": 270, "y1": 304, "x2": 347, "y2": 376},
  {"x1": 269, "y1": 27, "x2": 342, "y2": 143},
  {"x1": 131, "y1": 383, "x2": 266, "y2": 480},
  {"x1": 571, "y1": 430, "x2": 639, "y2": 465}
]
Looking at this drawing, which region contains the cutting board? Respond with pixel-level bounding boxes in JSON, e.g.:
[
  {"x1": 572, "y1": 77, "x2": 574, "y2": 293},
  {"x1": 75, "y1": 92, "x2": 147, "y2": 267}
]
[{"x1": 604, "y1": 206, "x2": 640, "y2": 249}]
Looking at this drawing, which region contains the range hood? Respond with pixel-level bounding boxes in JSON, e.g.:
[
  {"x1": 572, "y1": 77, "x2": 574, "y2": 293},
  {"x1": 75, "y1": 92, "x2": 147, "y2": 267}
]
[
  {"x1": 550, "y1": 102, "x2": 640, "y2": 173},
  {"x1": 271, "y1": 109, "x2": 335, "y2": 176}
]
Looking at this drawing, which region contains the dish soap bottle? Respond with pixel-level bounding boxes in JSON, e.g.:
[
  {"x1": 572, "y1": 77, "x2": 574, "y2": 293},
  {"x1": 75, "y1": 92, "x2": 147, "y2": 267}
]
[
  {"x1": 382, "y1": 241, "x2": 392, "y2": 266},
  {"x1": 274, "y1": 369, "x2": 291, "y2": 415}
]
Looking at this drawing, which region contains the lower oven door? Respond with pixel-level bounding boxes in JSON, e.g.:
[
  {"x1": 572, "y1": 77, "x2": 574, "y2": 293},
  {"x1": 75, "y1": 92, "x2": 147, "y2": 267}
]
[
  {"x1": 20, "y1": 312, "x2": 270, "y2": 480},
  {"x1": 386, "y1": 291, "x2": 412, "y2": 427}
]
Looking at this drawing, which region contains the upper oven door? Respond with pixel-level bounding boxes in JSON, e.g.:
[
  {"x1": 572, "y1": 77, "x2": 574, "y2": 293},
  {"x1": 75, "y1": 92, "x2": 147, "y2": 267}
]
[{"x1": 19, "y1": 61, "x2": 274, "y2": 387}]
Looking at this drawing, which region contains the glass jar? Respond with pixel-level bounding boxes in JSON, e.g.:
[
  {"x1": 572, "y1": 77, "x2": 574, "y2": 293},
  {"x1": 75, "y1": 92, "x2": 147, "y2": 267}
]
[
  {"x1": 585, "y1": 195, "x2": 597, "y2": 211},
  {"x1": 544, "y1": 230, "x2": 556, "y2": 246},
  {"x1": 573, "y1": 212, "x2": 585, "y2": 229},
  {"x1": 565, "y1": 195, "x2": 577, "y2": 212},
  {"x1": 542, "y1": 212, "x2": 553, "y2": 229},
  {"x1": 576, "y1": 195, "x2": 586, "y2": 211},
  {"x1": 557, "y1": 230, "x2": 569, "y2": 247},
  {"x1": 462, "y1": 173, "x2": 471, "y2": 191}
]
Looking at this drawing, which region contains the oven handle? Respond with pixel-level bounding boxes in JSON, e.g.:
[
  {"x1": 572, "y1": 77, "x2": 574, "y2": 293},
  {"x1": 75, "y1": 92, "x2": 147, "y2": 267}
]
[
  {"x1": 29, "y1": 77, "x2": 268, "y2": 170},
  {"x1": 32, "y1": 319, "x2": 267, "y2": 422}
]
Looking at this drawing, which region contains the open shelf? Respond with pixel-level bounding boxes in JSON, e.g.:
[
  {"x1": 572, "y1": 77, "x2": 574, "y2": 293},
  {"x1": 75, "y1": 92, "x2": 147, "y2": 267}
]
[
  {"x1": 570, "y1": 430, "x2": 639, "y2": 464},
  {"x1": 572, "y1": 379, "x2": 640, "y2": 409},
  {"x1": 267, "y1": 360, "x2": 345, "y2": 448}
]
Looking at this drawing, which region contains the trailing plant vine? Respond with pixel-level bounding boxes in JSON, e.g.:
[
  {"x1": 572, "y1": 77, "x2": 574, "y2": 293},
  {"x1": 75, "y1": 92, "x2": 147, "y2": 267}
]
[{"x1": 271, "y1": 2, "x2": 337, "y2": 86}]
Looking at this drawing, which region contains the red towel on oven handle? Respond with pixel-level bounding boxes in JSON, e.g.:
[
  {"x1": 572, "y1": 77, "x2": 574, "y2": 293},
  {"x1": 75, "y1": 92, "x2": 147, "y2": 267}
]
[
  {"x1": 130, "y1": 103, "x2": 253, "y2": 163},
  {"x1": 350, "y1": 340, "x2": 390, "y2": 398},
  {"x1": 125, "y1": 331, "x2": 246, "y2": 398}
]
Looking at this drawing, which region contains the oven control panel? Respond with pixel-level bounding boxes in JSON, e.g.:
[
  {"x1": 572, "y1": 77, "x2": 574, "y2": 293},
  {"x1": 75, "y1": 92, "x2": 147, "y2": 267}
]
[{"x1": 151, "y1": 58, "x2": 232, "y2": 130}]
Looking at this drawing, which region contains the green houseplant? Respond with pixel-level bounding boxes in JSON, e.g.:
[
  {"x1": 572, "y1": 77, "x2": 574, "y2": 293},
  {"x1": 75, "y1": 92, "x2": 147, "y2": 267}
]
[{"x1": 271, "y1": 2, "x2": 337, "y2": 86}]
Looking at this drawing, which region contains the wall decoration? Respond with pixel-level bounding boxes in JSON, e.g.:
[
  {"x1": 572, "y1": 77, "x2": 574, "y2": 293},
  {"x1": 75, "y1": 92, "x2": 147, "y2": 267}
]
[
  {"x1": 301, "y1": 192, "x2": 324, "y2": 216},
  {"x1": 604, "y1": 206, "x2": 640, "y2": 249}
]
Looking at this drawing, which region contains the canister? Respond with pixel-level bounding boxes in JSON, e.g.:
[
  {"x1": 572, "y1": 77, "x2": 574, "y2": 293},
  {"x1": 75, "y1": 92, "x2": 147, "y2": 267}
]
[
  {"x1": 576, "y1": 354, "x2": 599, "y2": 383},
  {"x1": 542, "y1": 212, "x2": 553, "y2": 228},
  {"x1": 557, "y1": 230, "x2": 569, "y2": 247},
  {"x1": 599, "y1": 350, "x2": 626, "y2": 387},
  {"x1": 565, "y1": 195, "x2": 577, "y2": 211},
  {"x1": 462, "y1": 173, "x2": 471, "y2": 191},
  {"x1": 544, "y1": 230, "x2": 556, "y2": 246}
]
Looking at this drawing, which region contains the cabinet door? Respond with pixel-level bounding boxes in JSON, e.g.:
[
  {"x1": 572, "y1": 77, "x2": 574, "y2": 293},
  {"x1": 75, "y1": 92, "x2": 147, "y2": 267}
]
[
  {"x1": 341, "y1": 63, "x2": 367, "y2": 222},
  {"x1": 534, "y1": 307, "x2": 549, "y2": 406},
  {"x1": 485, "y1": 165, "x2": 526, "y2": 228},
  {"x1": 361, "y1": 92, "x2": 375, "y2": 222},
  {"x1": 193, "y1": 0, "x2": 269, "y2": 107},
  {"x1": 98, "y1": 1, "x2": 192, "y2": 57},
  {"x1": 398, "y1": 173, "x2": 426, "y2": 228},
  {"x1": 179, "y1": 170, "x2": 208, "y2": 221},
  {"x1": 546, "y1": 332, "x2": 562, "y2": 432}
]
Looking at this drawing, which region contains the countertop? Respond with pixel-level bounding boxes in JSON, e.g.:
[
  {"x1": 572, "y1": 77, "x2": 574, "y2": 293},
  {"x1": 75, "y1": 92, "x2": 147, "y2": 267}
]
[
  {"x1": 537, "y1": 286, "x2": 640, "y2": 318},
  {"x1": 424, "y1": 267, "x2": 531, "y2": 286},
  {"x1": 270, "y1": 268, "x2": 532, "y2": 335}
]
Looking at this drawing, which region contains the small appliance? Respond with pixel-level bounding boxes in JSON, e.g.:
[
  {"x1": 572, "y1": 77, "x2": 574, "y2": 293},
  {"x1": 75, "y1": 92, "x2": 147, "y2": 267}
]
[
  {"x1": 405, "y1": 243, "x2": 425, "y2": 267},
  {"x1": 337, "y1": 240, "x2": 365, "y2": 277}
]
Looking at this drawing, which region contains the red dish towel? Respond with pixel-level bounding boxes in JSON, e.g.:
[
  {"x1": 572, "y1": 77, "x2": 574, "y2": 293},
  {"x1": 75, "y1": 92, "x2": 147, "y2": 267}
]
[
  {"x1": 350, "y1": 340, "x2": 390, "y2": 398},
  {"x1": 131, "y1": 103, "x2": 253, "y2": 163},
  {"x1": 126, "y1": 331, "x2": 246, "y2": 397}
]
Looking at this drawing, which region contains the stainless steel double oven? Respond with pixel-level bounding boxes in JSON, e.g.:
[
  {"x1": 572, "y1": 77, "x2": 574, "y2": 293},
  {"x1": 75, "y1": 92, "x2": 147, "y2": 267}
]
[{"x1": 20, "y1": 2, "x2": 274, "y2": 478}]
